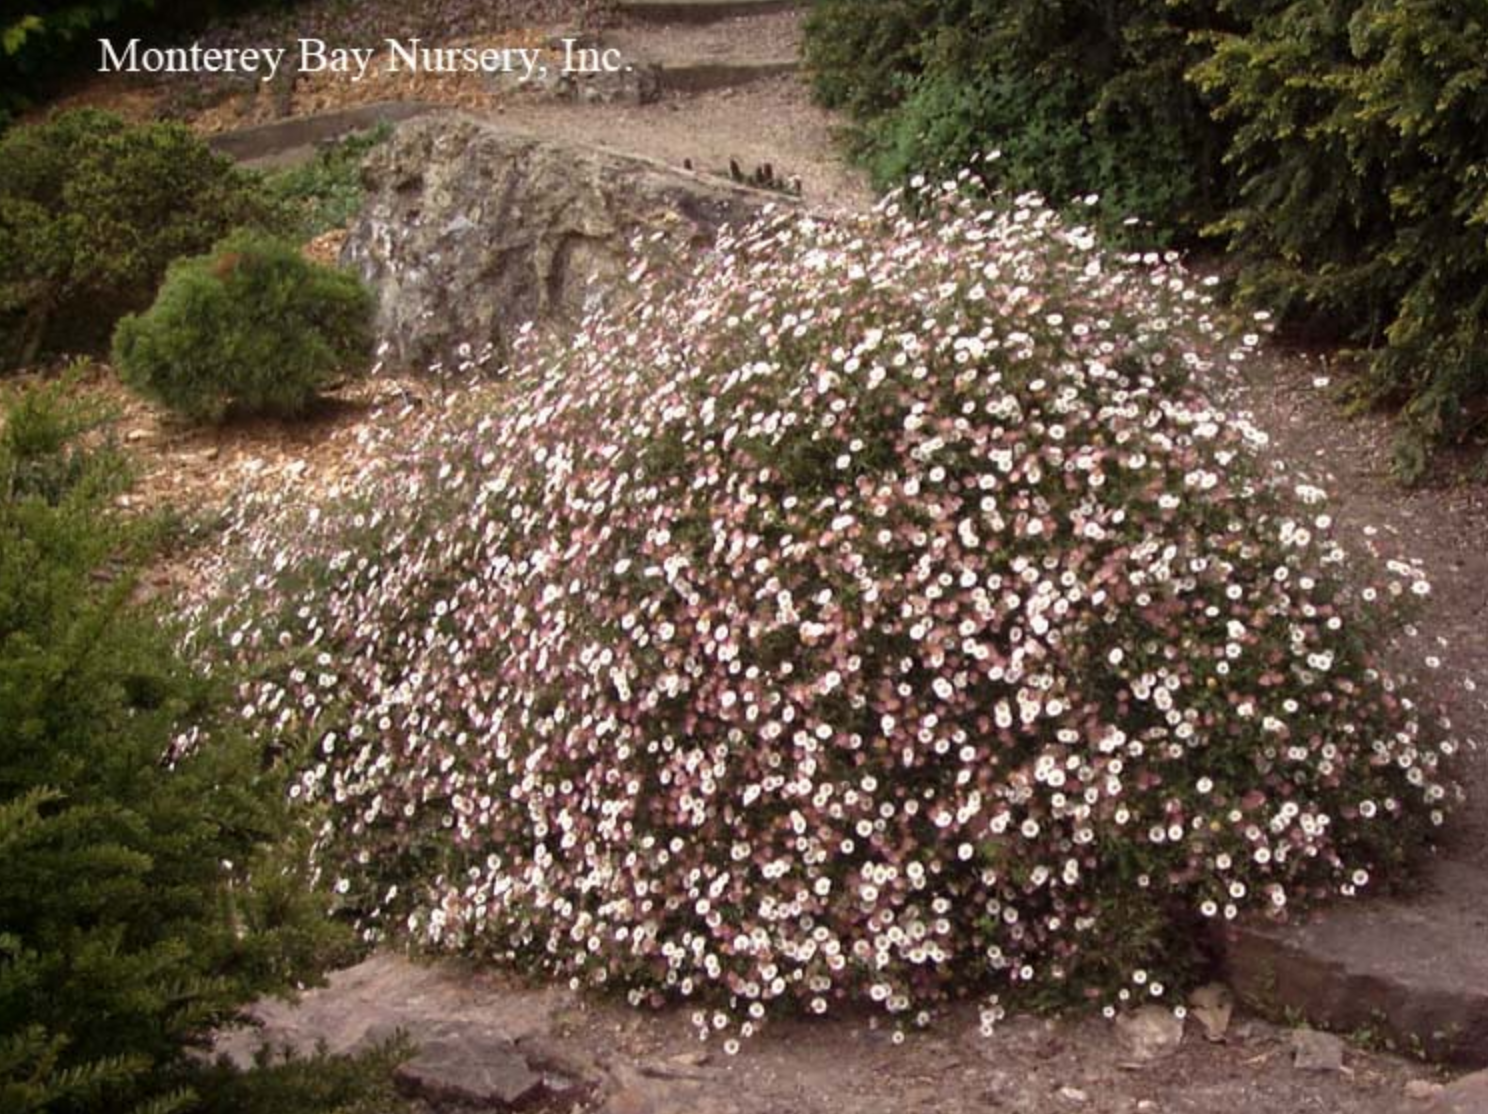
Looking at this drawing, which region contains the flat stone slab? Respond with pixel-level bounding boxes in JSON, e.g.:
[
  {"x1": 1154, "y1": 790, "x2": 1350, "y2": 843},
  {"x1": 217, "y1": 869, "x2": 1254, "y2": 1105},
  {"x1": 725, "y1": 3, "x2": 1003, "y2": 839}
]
[
  {"x1": 657, "y1": 59, "x2": 800, "y2": 94},
  {"x1": 619, "y1": 0, "x2": 804, "y2": 23},
  {"x1": 1220, "y1": 861, "x2": 1488, "y2": 1066},
  {"x1": 207, "y1": 101, "x2": 436, "y2": 169},
  {"x1": 210, "y1": 952, "x2": 574, "y2": 1068},
  {"x1": 393, "y1": 1020, "x2": 545, "y2": 1109}
]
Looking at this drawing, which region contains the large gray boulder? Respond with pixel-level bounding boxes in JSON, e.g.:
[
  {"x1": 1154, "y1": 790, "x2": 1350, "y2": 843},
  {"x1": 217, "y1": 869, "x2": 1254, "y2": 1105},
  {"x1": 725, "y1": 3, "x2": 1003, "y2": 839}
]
[{"x1": 343, "y1": 112, "x2": 788, "y2": 370}]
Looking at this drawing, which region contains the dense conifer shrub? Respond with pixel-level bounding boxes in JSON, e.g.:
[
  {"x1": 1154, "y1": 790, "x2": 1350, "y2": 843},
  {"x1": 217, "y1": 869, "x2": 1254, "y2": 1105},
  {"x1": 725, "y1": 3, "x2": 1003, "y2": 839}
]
[
  {"x1": 0, "y1": 109, "x2": 277, "y2": 369},
  {"x1": 1194, "y1": 0, "x2": 1488, "y2": 479},
  {"x1": 0, "y1": 387, "x2": 345, "y2": 1114},
  {"x1": 193, "y1": 183, "x2": 1456, "y2": 1044},
  {"x1": 113, "y1": 231, "x2": 374, "y2": 422}
]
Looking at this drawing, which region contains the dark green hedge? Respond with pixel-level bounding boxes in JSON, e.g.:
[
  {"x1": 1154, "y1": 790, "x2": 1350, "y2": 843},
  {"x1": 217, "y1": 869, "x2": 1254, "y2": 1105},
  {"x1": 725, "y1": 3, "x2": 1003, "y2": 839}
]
[
  {"x1": 1195, "y1": 0, "x2": 1488, "y2": 480},
  {"x1": 806, "y1": 0, "x2": 1237, "y2": 241}
]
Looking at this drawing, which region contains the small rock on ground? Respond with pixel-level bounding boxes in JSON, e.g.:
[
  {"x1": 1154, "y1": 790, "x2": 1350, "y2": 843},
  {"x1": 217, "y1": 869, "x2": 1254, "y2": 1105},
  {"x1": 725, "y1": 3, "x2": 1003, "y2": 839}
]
[
  {"x1": 1115, "y1": 1007, "x2": 1185, "y2": 1065},
  {"x1": 1291, "y1": 1029, "x2": 1346, "y2": 1072},
  {"x1": 1405, "y1": 1078, "x2": 1446, "y2": 1101},
  {"x1": 1421, "y1": 1070, "x2": 1488, "y2": 1113},
  {"x1": 600, "y1": 1064, "x2": 740, "y2": 1114},
  {"x1": 1188, "y1": 984, "x2": 1234, "y2": 1043}
]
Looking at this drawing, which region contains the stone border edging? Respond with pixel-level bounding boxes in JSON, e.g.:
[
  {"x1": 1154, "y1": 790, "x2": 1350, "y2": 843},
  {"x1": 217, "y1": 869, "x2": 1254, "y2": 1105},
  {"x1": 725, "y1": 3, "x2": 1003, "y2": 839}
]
[
  {"x1": 1218, "y1": 891, "x2": 1488, "y2": 1068},
  {"x1": 655, "y1": 58, "x2": 800, "y2": 94},
  {"x1": 207, "y1": 100, "x2": 439, "y2": 167},
  {"x1": 618, "y1": 0, "x2": 806, "y2": 24}
]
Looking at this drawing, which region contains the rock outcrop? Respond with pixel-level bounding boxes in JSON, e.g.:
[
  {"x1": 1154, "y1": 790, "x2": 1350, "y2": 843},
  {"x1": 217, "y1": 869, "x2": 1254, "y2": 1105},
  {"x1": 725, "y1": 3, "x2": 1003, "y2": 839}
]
[{"x1": 343, "y1": 112, "x2": 789, "y2": 370}]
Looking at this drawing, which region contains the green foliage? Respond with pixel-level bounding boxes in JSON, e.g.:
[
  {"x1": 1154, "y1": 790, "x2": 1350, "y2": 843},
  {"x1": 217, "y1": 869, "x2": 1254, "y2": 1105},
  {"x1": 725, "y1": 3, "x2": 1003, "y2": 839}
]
[
  {"x1": 0, "y1": 388, "x2": 349, "y2": 1113},
  {"x1": 262, "y1": 126, "x2": 391, "y2": 243},
  {"x1": 1195, "y1": 0, "x2": 1488, "y2": 478},
  {"x1": 113, "y1": 230, "x2": 374, "y2": 422},
  {"x1": 0, "y1": 2, "x2": 135, "y2": 110},
  {"x1": 804, "y1": 0, "x2": 941, "y2": 120},
  {"x1": 0, "y1": 366, "x2": 125, "y2": 504},
  {"x1": 805, "y1": 0, "x2": 1234, "y2": 240},
  {"x1": 0, "y1": 109, "x2": 280, "y2": 368},
  {"x1": 191, "y1": 1040, "x2": 413, "y2": 1114}
]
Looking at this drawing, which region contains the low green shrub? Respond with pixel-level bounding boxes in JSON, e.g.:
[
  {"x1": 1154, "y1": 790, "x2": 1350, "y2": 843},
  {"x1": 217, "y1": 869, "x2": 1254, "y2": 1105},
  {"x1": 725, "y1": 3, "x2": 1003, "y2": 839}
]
[
  {"x1": 263, "y1": 126, "x2": 392, "y2": 243},
  {"x1": 1194, "y1": 0, "x2": 1488, "y2": 479},
  {"x1": 0, "y1": 368, "x2": 124, "y2": 505},
  {"x1": 113, "y1": 231, "x2": 374, "y2": 422},
  {"x1": 0, "y1": 389, "x2": 348, "y2": 1114},
  {"x1": 0, "y1": 109, "x2": 279, "y2": 368}
]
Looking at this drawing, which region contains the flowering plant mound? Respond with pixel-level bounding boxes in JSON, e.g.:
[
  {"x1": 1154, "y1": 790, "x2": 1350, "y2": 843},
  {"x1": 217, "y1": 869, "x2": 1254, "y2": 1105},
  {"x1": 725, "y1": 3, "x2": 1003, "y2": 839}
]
[{"x1": 192, "y1": 173, "x2": 1456, "y2": 1042}]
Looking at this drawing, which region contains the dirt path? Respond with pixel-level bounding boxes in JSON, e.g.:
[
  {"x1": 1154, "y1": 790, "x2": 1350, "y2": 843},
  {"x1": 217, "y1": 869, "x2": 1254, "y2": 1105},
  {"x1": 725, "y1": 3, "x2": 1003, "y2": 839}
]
[
  {"x1": 556, "y1": 996, "x2": 1445, "y2": 1113},
  {"x1": 220, "y1": 953, "x2": 1452, "y2": 1114}
]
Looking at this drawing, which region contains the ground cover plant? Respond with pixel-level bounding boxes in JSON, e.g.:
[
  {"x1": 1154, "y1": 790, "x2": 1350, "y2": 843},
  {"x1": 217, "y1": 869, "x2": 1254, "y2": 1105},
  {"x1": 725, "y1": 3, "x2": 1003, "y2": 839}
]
[
  {"x1": 263, "y1": 126, "x2": 392, "y2": 243},
  {"x1": 190, "y1": 176, "x2": 1457, "y2": 1048},
  {"x1": 113, "y1": 230, "x2": 374, "y2": 422}
]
